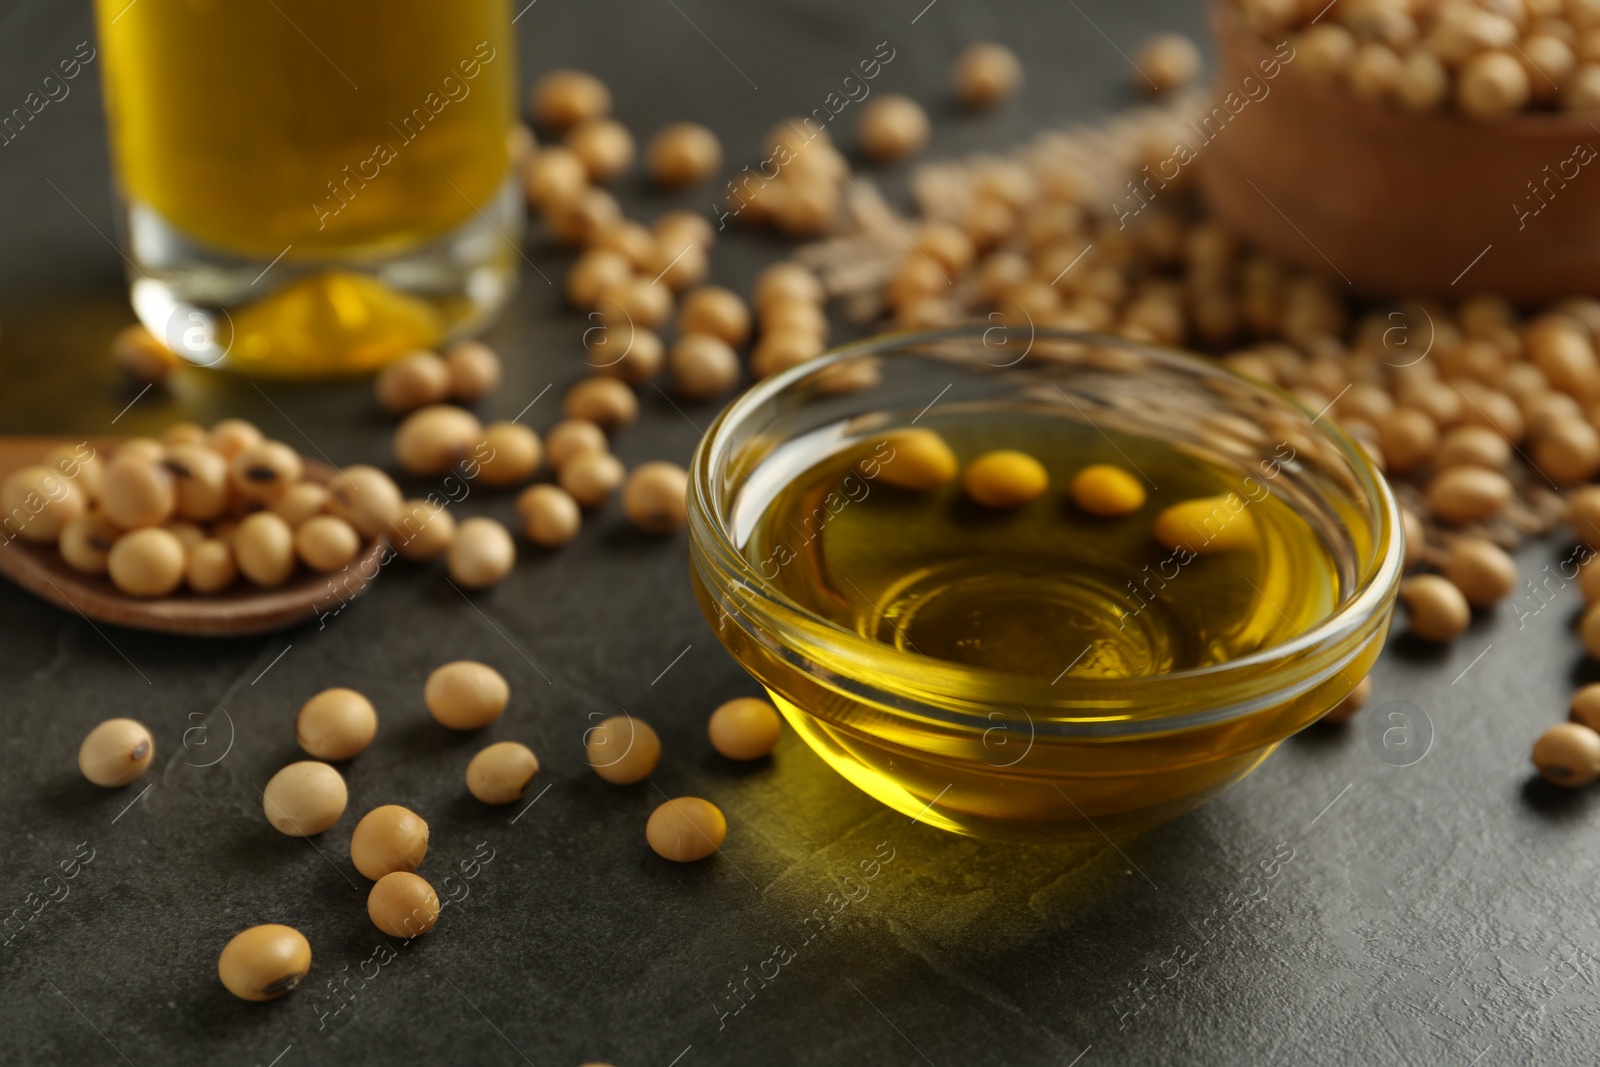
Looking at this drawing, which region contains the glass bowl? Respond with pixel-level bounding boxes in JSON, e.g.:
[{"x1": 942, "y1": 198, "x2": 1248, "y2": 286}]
[{"x1": 686, "y1": 327, "x2": 1402, "y2": 841}]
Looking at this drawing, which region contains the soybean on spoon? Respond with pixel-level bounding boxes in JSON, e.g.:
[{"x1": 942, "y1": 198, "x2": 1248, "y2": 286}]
[{"x1": 0, "y1": 437, "x2": 384, "y2": 636}]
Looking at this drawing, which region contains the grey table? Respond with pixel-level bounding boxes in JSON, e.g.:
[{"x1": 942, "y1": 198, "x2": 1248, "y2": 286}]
[{"x1": 2, "y1": 2, "x2": 1596, "y2": 1064}]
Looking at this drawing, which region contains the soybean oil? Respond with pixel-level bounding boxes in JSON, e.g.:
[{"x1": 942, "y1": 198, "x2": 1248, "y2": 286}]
[
  {"x1": 96, "y1": 0, "x2": 515, "y2": 257},
  {"x1": 740, "y1": 412, "x2": 1341, "y2": 686}
]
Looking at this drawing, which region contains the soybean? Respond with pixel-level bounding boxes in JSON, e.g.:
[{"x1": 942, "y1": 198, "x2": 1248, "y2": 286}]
[
  {"x1": 650, "y1": 236, "x2": 710, "y2": 292},
  {"x1": 209, "y1": 419, "x2": 263, "y2": 459},
  {"x1": 678, "y1": 287, "x2": 751, "y2": 347},
  {"x1": 446, "y1": 517, "x2": 516, "y2": 589},
  {"x1": 327, "y1": 465, "x2": 404, "y2": 539},
  {"x1": 162, "y1": 444, "x2": 230, "y2": 521},
  {"x1": 116, "y1": 438, "x2": 165, "y2": 463},
  {"x1": 646, "y1": 123, "x2": 722, "y2": 187},
  {"x1": 1154, "y1": 495, "x2": 1258, "y2": 555},
  {"x1": 78, "y1": 718, "x2": 154, "y2": 787},
  {"x1": 646, "y1": 797, "x2": 726, "y2": 862},
  {"x1": 294, "y1": 515, "x2": 361, "y2": 573},
  {"x1": 525, "y1": 147, "x2": 588, "y2": 208},
  {"x1": 531, "y1": 69, "x2": 611, "y2": 130},
  {"x1": 234, "y1": 512, "x2": 297, "y2": 588},
  {"x1": 708, "y1": 698, "x2": 782, "y2": 760},
  {"x1": 586, "y1": 715, "x2": 660, "y2": 784},
  {"x1": 1, "y1": 466, "x2": 86, "y2": 542},
  {"x1": 368, "y1": 872, "x2": 440, "y2": 938},
  {"x1": 229, "y1": 441, "x2": 302, "y2": 502},
  {"x1": 750, "y1": 331, "x2": 824, "y2": 379},
  {"x1": 622, "y1": 462, "x2": 689, "y2": 533},
  {"x1": 1532, "y1": 419, "x2": 1600, "y2": 485},
  {"x1": 563, "y1": 377, "x2": 639, "y2": 430},
  {"x1": 390, "y1": 498, "x2": 456, "y2": 562},
  {"x1": 58, "y1": 515, "x2": 118, "y2": 575},
  {"x1": 763, "y1": 300, "x2": 829, "y2": 340},
  {"x1": 42, "y1": 443, "x2": 103, "y2": 499},
  {"x1": 963, "y1": 450, "x2": 1048, "y2": 508},
  {"x1": 567, "y1": 249, "x2": 632, "y2": 308},
  {"x1": 1582, "y1": 560, "x2": 1600, "y2": 605},
  {"x1": 296, "y1": 688, "x2": 378, "y2": 761},
  {"x1": 474, "y1": 422, "x2": 543, "y2": 488},
  {"x1": 376, "y1": 352, "x2": 451, "y2": 414},
  {"x1": 953, "y1": 42, "x2": 1023, "y2": 109},
  {"x1": 548, "y1": 187, "x2": 622, "y2": 245},
  {"x1": 465, "y1": 741, "x2": 541, "y2": 805},
  {"x1": 99, "y1": 454, "x2": 173, "y2": 529},
  {"x1": 1570, "y1": 486, "x2": 1600, "y2": 546},
  {"x1": 165, "y1": 521, "x2": 205, "y2": 549},
  {"x1": 592, "y1": 326, "x2": 664, "y2": 386},
  {"x1": 425, "y1": 661, "x2": 509, "y2": 730},
  {"x1": 1426, "y1": 467, "x2": 1512, "y2": 523},
  {"x1": 270, "y1": 482, "x2": 330, "y2": 526},
  {"x1": 262, "y1": 761, "x2": 347, "y2": 836},
  {"x1": 1571, "y1": 684, "x2": 1600, "y2": 732},
  {"x1": 669, "y1": 334, "x2": 740, "y2": 399},
  {"x1": 186, "y1": 539, "x2": 238, "y2": 593},
  {"x1": 394, "y1": 405, "x2": 483, "y2": 476},
  {"x1": 107, "y1": 527, "x2": 186, "y2": 597},
  {"x1": 567, "y1": 118, "x2": 635, "y2": 183},
  {"x1": 111, "y1": 323, "x2": 178, "y2": 384},
  {"x1": 1440, "y1": 538, "x2": 1518, "y2": 608},
  {"x1": 517, "y1": 484, "x2": 582, "y2": 547},
  {"x1": 560, "y1": 451, "x2": 626, "y2": 509},
  {"x1": 217, "y1": 925, "x2": 312, "y2": 1002},
  {"x1": 1377, "y1": 408, "x2": 1438, "y2": 474},
  {"x1": 1135, "y1": 34, "x2": 1201, "y2": 93},
  {"x1": 654, "y1": 210, "x2": 715, "y2": 252},
  {"x1": 1582, "y1": 603, "x2": 1600, "y2": 659},
  {"x1": 1435, "y1": 425, "x2": 1511, "y2": 471},
  {"x1": 1400, "y1": 508, "x2": 1426, "y2": 571},
  {"x1": 598, "y1": 276, "x2": 674, "y2": 330},
  {"x1": 350, "y1": 805, "x2": 429, "y2": 881},
  {"x1": 1458, "y1": 51, "x2": 1531, "y2": 120},
  {"x1": 1531, "y1": 722, "x2": 1600, "y2": 787},
  {"x1": 858, "y1": 94, "x2": 930, "y2": 162},
  {"x1": 545, "y1": 419, "x2": 610, "y2": 469},
  {"x1": 1398, "y1": 574, "x2": 1471, "y2": 642},
  {"x1": 1069, "y1": 464, "x2": 1146, "y2": 517},
  {"x1": 872, "y1": 429, "x2": 958, "y2": 491},
  {"x1": 753, "y1": 263, "x2": 824, "y2": 309}
]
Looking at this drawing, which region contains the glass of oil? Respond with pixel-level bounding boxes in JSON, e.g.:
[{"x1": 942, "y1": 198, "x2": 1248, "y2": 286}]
[
  {"x1": 94, "y1": 0, "x2": 520, "y2": 376},
  {"x1": 687, "y1": 328, "x2": 1403, "y2": 841}
]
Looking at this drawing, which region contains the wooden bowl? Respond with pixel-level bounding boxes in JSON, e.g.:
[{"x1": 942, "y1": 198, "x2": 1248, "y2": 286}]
[{"x1": 1200, "y1": 2, "x2": 1600, "y2": 301}]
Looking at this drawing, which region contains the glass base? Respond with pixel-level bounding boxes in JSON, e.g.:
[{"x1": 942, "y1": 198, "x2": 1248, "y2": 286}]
[{"x1": 124, "y1": 175, "x2": 523, "y2": 377}]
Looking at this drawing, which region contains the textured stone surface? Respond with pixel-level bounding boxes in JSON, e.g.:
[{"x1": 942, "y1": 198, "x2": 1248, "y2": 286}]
[{"x1": 2, "y1": 1, "x2": 1595, "y2": 1064}]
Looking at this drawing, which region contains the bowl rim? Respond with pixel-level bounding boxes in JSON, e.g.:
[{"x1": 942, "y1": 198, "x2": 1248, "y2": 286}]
[{"x1": 687, "y1": 326, "x2": 1403, "y2": 729}]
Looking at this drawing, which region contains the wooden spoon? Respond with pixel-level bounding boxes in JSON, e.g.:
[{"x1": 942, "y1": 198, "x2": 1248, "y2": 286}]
[{"x1": 0, "y1": 437, "x2": 385, "y2": 636}]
